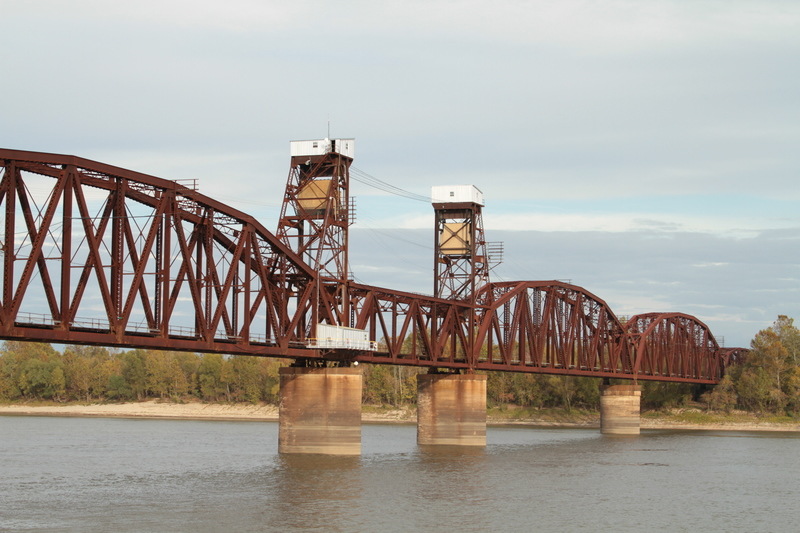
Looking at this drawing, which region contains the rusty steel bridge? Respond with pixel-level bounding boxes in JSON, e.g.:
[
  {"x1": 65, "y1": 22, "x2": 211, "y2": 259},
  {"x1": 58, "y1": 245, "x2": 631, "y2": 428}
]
[{"x1": 0, "y1": 146, "x2": 745, "y2": 385}]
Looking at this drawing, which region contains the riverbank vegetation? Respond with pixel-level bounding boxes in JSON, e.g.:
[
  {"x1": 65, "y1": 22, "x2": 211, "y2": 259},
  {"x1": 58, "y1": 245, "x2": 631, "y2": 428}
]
[{"x1": 1, "y1": 316, "x2": 798, "y2": 420}]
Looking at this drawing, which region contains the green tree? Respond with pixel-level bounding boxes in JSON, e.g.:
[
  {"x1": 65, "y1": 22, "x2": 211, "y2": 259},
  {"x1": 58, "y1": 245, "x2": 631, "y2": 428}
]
[
  {"x1": 1, "y1": 341, "x2": 58, "y2": 362},
  {"x1": 702, "y1": 375, "x2": 737, "y2": 412},
  {"x1": 784, "y1": 367, "x2": 800, "y2": 414},
  {"x1": 571, "y1": 376, "x2": 601, "y2": 409},
  {"x1": 362, "y1": 364, "x2": 396, "y2": 405},
  {"x1": 257, "y1": 358, "x2": 285, "y2": 404},
  {"x1": 542, "y1": 375, "x2": 598, "y2": 412},
  {"x1": 229, "y1": 356, "x2": 261, "y2": 403},
  {"x1": 144, "y1": 350, "x2": 172, "y2": 398},
  {"x1": 739, "y1": 328, "x2": 789, "y2": 413},
  {"x1": 0, "y1": 350, "x2": 22, "y2": 400},
  {"x1": 736, "y1": 365, "x2": 775, "y2": 412},
  {"x1": 641, "y1": 381, "x2": 694, "y2": 410},
  {"x1": 511, "y1": 374, "x2": 545, "y2": 408},
  {"x1": 198, "y1": 353, "x2": 226, "y2": 401},
  {"x1": 173, "y1": 351, "x2": 200, "y2": 398},
  {"x1": 361, "y1": 364, "x2": 422, "y2": 407},
  {"x1": 725, "y1": 316, "x2": 800, "y2": 414},
  {"x1": 63, "y1": 348, "x2": 93, "y2": 401},
  {"x1": 0, "y1": 342, "x2": 62, "y2": 400},
  {"x1": 486, "y1": 371, "x2": 516, "y2": 407},
  {"x1": 107, "y1": 374, "x2": 133, "y2": 400},
  {"x1": 120, "y1": 350, "x2": 147, "y2": 400},
  {"x1": 88, "y1": 347, "x2": 117, "y2": 399},
  {"x1": 19, "y1": 358, "x2": 65, "y2": 400},
  {"x1": 772, "y1": 315, "x2": 800, "y2": 366},
  {"x1": 50, "y1": 365, "x2": 66, "y2": 401}
]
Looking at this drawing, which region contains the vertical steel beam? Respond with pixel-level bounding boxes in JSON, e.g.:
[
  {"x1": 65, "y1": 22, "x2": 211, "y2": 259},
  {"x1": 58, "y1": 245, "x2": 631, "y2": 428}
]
[
  {"x1": 111, "y1": 178, "x2": 126, "y2": 334},
  {"x1": 59, "y1": 166, "x2": 74, "y2": 328},
  {"x1": 1, "y1": 161, "x2": 16, "y2": 327}
]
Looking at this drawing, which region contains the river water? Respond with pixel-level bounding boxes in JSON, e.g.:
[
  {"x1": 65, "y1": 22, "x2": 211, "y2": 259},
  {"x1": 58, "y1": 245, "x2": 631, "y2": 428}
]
[{"x1": 1, "y1": 416, "x2": 797, "y2": 532}]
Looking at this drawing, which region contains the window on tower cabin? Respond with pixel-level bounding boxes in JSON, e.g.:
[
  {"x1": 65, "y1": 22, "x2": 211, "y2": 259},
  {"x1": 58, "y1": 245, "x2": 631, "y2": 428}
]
[{"x1": 450, "y1": 191, "x2": 454, "y2": 197}]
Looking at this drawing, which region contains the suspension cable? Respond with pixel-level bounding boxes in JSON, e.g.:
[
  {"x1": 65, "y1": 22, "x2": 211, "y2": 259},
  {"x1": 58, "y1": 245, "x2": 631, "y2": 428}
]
[{"x1": 350, "y1": 166, "x2": 430, "y2": 202}]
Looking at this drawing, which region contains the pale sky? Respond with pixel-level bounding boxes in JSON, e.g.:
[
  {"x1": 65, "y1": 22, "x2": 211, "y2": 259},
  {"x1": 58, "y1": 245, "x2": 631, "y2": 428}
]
[{"x1": 2, "y1": 1, "x2": 798, "y2": 347}]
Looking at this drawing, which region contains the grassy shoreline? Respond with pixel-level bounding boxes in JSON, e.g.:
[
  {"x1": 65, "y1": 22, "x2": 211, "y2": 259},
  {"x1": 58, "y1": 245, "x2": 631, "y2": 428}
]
[{"x1": 1, "y1": 400, "x2": 798, "y2": 431}]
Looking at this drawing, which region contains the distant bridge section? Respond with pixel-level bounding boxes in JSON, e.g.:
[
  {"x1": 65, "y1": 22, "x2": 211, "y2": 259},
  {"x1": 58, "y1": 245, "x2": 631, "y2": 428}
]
[{"x1": 624, "y1": 313, "x2": 722, "y2": 382}]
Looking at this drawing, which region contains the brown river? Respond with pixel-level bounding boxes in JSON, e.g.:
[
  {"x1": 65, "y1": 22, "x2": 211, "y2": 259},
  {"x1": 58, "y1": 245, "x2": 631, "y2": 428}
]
[{"x1": 1, "y1": 416, "x2": 797, "y2": 532}]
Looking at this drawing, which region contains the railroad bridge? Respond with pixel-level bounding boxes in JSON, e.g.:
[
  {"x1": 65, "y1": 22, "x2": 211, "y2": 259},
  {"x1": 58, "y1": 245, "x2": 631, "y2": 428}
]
[{"x1": 0, "y1": 143, "x2": 746, "y2": 453}]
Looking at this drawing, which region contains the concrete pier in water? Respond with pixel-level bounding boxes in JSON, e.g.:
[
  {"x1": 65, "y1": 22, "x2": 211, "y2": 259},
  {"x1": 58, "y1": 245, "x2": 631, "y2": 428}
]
[
  {"x1": 278, "y1": 366, "x2": 362, "y2": 455},
  {"x1": 600, "y1": 384, "x2": 642, "y2": 435},
  {"x1": 416, "y1": 373, "x2": 487, "y2": 446}
]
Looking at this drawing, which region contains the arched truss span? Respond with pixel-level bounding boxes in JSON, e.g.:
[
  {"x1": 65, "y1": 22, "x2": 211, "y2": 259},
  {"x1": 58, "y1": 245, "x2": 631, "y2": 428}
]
[
  {"x1": 0, "y1": 149, "x2": 316, "y2": 356},
  {"x1": 625, "y1": 312, "x2": 722, "y2": 381},
  {"x1": 719, "y1": 347, "x2": 749, "y2": 371},
  {"x1": 471, "y1": 281, "x2": 632, "y2": 378}
]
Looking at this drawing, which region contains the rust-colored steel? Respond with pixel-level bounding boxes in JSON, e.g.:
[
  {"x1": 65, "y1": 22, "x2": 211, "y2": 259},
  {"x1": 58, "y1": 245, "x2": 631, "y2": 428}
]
[
  {"x1": 719, "y1": 347, "x2": 749, "y2": 372},
  {"x1": 349, "y1": 282, "x2": 473, "y2": 369},
  {"x1": 0, "y1": 148, "x2": 736, "y2": 384},
  {"x1": 0, "y1": 149, "x2": 317, "y2": 357},
  {"x1": 276, "y1": 147, "x2": 353, "y2": 330},
  {"x1": 473, "y1": 281, "x2": 636, "y2": 379},
  {"x1": 625, "y1": 313, "x2": 722, "y2": 382},
  {"x1": 277, "y1": 150, "x2": 351, "y2": 286},
  {"x1": 433, "y1": 202, "x2": 491, "y2": 301}
]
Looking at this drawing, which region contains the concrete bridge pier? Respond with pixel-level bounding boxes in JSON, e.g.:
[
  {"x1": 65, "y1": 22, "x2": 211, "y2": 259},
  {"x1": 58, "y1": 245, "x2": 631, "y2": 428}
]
[
  {"x1": 416, "y1": 373, "x2": 487, "y2": 446},
  {"x1": 278, "y1": 366, "x2": 362, "y2": 455},
  {"x1": 600, "y1": 383, "x2": 642, "y2": 435}
]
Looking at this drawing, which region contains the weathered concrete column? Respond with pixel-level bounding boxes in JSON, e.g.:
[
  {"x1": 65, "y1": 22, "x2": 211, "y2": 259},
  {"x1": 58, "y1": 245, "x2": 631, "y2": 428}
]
[
  {"x1": 417, "y1": 373, "x2": 487, "y2": 446},
  {"x1": 600, "y1": 384, "x2": 642, "y2": 435},
  {"x1": 279, "y1": 367, "x2": 362, "y2": 455}
]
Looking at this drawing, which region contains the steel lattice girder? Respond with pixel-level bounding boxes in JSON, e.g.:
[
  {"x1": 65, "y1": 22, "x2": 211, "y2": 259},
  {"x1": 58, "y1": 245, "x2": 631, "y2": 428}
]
[
  {"x1": 348, "y1": 282, "x2": 473, "y2": 369},
  {"x1": 0, "y1": 149, "x2": 730, "y2": 383},
  {"x1": 719, "y1": 347, "x2": 749, "y2": 371},
  {"x1": 625, "y1": 312, "x2": 723, "y2": 381},
  {"x1": 473, "y1": 281, "x2": 633, "y2": 378},
  {"x1": 277, "y1": 153, "x2": 351, "y2": 283},
  {"x1": 0, "y1": 149, "x2": 316, "y2": 356}
]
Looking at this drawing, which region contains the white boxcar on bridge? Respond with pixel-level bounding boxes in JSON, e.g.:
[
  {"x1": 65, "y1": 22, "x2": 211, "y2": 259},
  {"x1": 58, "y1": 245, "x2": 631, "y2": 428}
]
[{"x1": 308, "y1": 324, "x2": 377, "y2": 351}]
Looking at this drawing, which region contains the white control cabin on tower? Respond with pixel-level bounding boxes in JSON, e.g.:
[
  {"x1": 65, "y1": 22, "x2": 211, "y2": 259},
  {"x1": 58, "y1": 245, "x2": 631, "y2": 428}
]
[
  {"x1": 431, "y1": 185, "x2": 484, "y2": 206},
  {"x1": 290, "y1": 138, "x2": 355, "y2": 159}
]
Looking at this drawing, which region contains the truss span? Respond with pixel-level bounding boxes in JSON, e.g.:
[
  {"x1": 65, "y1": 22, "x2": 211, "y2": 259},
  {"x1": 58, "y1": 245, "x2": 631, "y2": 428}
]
[
  {"x1": 347, "y1": 282, "x2": 473, "y2": 369},
  {"x1": 0, "y1": 149, "x2": 317, "y2": 356},
  {"x1": 470, "y1": 281, "x2": 637, "y2": 378},
  {"x1": 719, "y1": 347, "x2": 748, "y2": 370},
  {"x1": 1, "y1": 149, "x2": 733, "y2": 384},
  {"x1": 625, "y1": 313, "x2": 722, "y2": 382}
]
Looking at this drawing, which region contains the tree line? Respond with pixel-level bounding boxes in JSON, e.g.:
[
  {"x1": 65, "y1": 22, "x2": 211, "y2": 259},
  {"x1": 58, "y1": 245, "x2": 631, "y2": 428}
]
[
  {"x1": 1, "y1": 315, "x2": 798, "y2": 415},
  {"x1": 703, "y1": 315, "x2": 800, "y2": 415},
  {"x1": 0, "y1": 343, "x2": 285, "y2": 404}
]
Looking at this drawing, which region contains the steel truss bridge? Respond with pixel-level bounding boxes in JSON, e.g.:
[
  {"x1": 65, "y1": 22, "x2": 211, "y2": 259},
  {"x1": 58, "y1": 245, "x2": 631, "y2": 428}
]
[{"x1": 0, "y1": 148, "x2": 745, "y2": 385}]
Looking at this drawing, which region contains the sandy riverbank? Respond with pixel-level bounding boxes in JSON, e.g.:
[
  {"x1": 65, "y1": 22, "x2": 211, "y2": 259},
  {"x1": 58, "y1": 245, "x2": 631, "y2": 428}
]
[
  {"x1": 1, "y1": 401, "x2": 798, "y2": 431},
  {"x1": 0, "y1": 401, "x2": 415, "y2": 424},
  {"x1": 0, "y1": 401, "x2": 281, "y2": 421}
]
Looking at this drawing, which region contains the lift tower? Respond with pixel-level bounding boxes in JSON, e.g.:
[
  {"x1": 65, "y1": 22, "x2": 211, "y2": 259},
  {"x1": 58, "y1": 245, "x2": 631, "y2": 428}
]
[
  {"x1": 432, "y1": 185, "x2": 500, "y2": 301},
  {"x1": 277, "y1": 138, "x2": 355, "y2": 328}
]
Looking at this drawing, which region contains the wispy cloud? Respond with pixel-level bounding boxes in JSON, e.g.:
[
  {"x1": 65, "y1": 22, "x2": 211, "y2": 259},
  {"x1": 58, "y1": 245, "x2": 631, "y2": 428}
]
[{"x1": 374, "y1": 210, "x2": 798, "y2": 236}]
